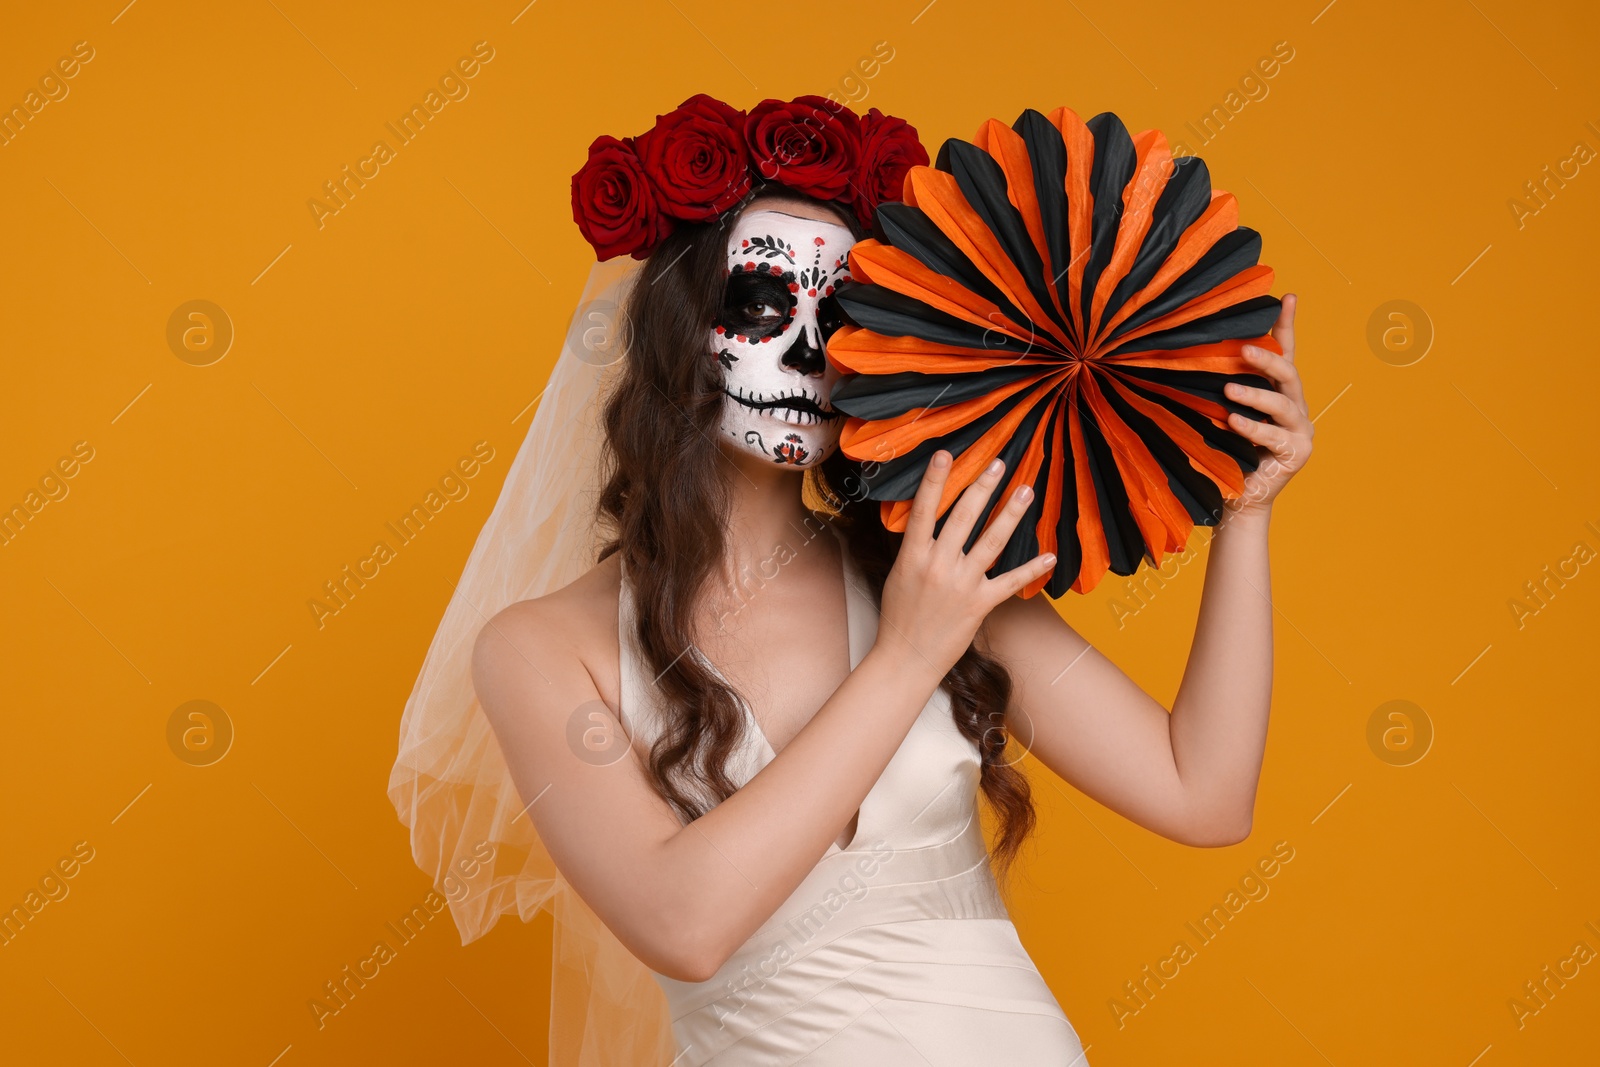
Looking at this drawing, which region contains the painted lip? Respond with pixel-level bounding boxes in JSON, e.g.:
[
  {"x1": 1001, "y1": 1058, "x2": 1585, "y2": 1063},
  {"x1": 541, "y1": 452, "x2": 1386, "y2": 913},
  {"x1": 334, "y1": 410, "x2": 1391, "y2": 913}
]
[{"x1": 723, "y1": 386, "x2": 840, "y2": 423}]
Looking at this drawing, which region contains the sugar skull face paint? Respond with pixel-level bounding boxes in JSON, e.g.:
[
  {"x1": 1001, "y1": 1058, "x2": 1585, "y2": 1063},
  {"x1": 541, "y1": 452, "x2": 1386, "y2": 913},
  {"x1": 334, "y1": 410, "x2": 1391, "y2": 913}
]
[{"x1": 712, "y1": 209, "x2": 856, "y2": 467}]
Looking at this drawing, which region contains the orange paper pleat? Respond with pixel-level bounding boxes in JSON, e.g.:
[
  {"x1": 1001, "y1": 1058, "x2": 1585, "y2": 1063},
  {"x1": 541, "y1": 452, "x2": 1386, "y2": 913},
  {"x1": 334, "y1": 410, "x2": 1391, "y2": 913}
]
[
  {"x1": 848, "y1": 242, "x2": 1052, "y2": 350},
  {"x1": 1048, "y1": 107, "x2": 1096, "y2": 347},
  {"x1": 904, "y1": 168, "x2": 1075, "y2": 352},
  {"x1": 975, "y1": 118, "x2": 1075, "y2": 334},
  {"x1": 839, "y1": 370, "x2": 1051, "y2": 465},
  {"x1": 1101, "y1": 368, "x2": 1247, "y2": 499},
  {"x1": 1102, "y1": 264, "x2": 1276, "y2": 353},
  {"x1": 1086, "y1": 129, "x2": 1172, "y2": 350},
  {"x1": 1091, "y1": 192, "x2": 1240, "y2": 349},
  {"x1": 1077, "y1": 372, "x2": 1189, "y2": 564},
  {"x1": 1100, "y1": 333, "x2": 1280, "y2": 374},
  {"x1": 878, "y1": 375, "x2": 1066, "y2": 530},
  {"x1": 1065, "y1": 389, "x2": 1110, "y2": 595},
  {"x1": 1023, "y1": 409, "x2": 1070, "y2": 598},
  {"x1": 827, "y1": 325, "x2": 1068, "y2": 376}
]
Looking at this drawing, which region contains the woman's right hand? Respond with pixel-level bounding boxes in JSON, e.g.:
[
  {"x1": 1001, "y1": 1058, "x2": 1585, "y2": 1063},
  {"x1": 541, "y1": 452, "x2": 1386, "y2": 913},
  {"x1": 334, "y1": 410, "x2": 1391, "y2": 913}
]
[{"x1": 874, "y1": 450, "x2": 1057, "y2": 677}]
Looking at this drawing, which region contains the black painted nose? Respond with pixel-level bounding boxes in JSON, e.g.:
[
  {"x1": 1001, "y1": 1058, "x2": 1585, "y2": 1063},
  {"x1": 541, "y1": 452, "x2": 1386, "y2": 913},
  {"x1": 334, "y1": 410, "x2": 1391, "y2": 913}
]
[{"x1": 781, "y1": 324, "x2": 827, "y2": 377}]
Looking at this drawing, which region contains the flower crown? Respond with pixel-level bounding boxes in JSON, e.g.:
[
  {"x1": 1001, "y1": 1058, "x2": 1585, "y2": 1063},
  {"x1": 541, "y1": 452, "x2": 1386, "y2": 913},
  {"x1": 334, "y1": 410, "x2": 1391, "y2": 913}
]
[{"x1": 570, "y1": 93, "x2": 930, "y2": 262}]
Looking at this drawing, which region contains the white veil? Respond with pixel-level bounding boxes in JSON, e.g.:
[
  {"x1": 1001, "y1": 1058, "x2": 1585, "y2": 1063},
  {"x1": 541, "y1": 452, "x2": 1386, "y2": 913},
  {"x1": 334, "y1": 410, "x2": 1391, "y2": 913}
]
[{"x1": 387, "y1": 255, "x2": 678, "y2": 1064}]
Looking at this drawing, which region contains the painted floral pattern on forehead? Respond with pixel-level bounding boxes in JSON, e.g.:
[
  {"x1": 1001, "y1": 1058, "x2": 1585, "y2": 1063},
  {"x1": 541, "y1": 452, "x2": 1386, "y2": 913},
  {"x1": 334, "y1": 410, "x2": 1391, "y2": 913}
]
[
  {"x1": 727, "y1": 227, "x2": 852, "y2": 295},
  {"x1": 570, "y1": 93, "x2": 929, "y2": 261}
]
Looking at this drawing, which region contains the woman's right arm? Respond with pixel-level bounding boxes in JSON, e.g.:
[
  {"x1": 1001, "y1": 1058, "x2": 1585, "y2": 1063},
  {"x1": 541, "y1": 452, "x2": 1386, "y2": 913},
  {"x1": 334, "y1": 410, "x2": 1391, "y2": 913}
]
[{"x1": 470, "y1": 451, "x2": 1054, "y2": 982}]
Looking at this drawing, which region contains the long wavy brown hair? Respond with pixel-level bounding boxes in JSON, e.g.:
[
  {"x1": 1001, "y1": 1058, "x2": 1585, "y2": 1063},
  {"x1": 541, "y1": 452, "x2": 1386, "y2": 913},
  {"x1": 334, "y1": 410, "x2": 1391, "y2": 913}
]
[{"x1": 594, "y1": 182, "x2": 1037, "y2": 885}]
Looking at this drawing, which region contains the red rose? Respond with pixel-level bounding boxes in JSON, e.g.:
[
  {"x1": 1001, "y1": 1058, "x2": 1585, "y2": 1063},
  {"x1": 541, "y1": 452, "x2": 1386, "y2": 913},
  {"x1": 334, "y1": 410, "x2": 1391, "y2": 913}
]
[
  {"x1": 570, "y1": 134, "x2": 673, "y2": 261},
  {"x1": 634, "y1": 94, "x2": 751, "y2": 222},
  {"x1": 853, "y1": 109, "x2": 930, "y2": 230},
  {"x1": 745, "y1": 96, "x2": 862, "y2": 201}
]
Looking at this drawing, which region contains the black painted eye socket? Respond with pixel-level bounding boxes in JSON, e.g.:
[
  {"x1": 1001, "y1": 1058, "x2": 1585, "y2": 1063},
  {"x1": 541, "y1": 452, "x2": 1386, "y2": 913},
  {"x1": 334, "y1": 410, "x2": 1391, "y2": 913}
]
[
  {"x1": 817, "y1": 294, "x2": 847, "y2": 341},
  {"x1": 721, "y1": 273, "x2": 795, "y2": 338}
]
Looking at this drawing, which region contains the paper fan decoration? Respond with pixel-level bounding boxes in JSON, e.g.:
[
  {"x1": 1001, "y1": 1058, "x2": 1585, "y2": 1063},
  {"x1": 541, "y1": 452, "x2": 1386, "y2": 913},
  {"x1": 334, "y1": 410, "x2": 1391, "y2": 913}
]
[{"x1": 827, "y1": 106, "x2": 1283, "y2": 598}]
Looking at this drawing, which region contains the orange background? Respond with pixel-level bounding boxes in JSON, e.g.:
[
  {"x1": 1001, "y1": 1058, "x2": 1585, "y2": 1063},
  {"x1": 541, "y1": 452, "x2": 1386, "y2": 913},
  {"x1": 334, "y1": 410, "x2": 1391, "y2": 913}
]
[{"x1": 3, "y1": 1, "x2": 1597, "y2": 1064}]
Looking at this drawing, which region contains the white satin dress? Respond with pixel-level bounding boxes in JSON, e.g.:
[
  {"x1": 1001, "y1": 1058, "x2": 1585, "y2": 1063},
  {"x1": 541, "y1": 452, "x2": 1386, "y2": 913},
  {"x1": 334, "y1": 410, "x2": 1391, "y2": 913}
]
[{"x1": 617, "y1": 530, "x2": 1089, "y2": 1066}]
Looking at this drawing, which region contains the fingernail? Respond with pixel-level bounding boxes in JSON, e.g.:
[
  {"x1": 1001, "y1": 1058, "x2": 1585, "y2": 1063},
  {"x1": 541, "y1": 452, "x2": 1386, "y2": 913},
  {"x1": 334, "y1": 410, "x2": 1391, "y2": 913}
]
[
  {"x1": 986, "y1": 458, "x2": 1004, "y2": 476},
  {"x1": 932, "y1": 451, "x2": 950, "y2": 468},
  {"x1": 1016, "y1": 485, "x2": 1033, "y2": 503},
  {"x1": 1041, "y1": 553, "x2": 1057, "y2": 566}
]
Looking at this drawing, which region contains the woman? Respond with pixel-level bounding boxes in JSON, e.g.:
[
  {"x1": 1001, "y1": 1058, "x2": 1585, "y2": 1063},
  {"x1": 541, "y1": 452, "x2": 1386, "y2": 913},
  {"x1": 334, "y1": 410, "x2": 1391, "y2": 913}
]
[
  {"x1": 390, "y1": 94, "x2": 1313, "y2": 1064},
  {"x1": 466, "y1": 171, "x2": 1311, "y2": 1060}
]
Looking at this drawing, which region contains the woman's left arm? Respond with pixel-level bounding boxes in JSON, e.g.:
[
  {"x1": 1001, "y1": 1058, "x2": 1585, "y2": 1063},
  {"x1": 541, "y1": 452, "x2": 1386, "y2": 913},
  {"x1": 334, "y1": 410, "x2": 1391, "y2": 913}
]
[{"x1": 977, "y1": 295, "x2": 1313, "y2": 847}]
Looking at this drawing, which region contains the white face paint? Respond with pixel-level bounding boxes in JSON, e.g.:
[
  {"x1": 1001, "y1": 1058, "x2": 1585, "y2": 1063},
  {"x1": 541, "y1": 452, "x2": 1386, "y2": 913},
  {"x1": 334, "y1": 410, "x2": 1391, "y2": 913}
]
[{"x1": 712, "y1": 208, "x2": 856, "y2": 467}]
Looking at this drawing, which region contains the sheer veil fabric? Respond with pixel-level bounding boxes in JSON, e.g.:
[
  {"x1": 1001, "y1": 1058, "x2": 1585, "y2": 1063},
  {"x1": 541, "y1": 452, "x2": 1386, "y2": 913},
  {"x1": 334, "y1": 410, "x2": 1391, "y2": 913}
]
[{"x1": 387, "y1": 256, "x2": 679, "y2": 1064}]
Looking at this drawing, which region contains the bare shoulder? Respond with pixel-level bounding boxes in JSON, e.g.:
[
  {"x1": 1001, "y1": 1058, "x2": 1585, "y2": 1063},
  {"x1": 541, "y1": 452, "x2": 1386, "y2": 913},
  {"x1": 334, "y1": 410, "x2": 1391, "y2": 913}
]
[
  {"x1": 477, "y1": 551, "x2": 622, "y2": 648},
  {"x1": 470, "y1": 552, "x2": 625, "y2": 719}
]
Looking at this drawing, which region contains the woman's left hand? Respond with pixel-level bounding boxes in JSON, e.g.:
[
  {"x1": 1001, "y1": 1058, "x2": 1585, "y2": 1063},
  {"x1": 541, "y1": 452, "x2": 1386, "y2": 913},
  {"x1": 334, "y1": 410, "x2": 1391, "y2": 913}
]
[{"x1": 1223, "y1": 292, "x2": 1313, "y2": 514}]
